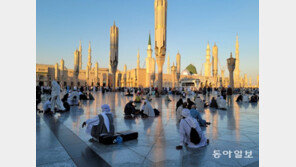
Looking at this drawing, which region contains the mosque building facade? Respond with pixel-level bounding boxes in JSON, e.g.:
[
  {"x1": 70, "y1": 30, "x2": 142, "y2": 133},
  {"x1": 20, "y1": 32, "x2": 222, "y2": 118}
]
[
  {"x1": 36, "y1": 0, "x2": 258, "y2": 89},
  {"x1": 36, "y1": 35, "x2": 257, "y2": 89}
]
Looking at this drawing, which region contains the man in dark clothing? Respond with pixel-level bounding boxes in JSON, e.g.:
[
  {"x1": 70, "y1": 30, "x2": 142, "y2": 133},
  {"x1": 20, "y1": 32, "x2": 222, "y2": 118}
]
[
  {"x1": 176, "y1": 97, "x2": 183, "y2": 111},
  {"x1": 236, "y1": 93, "x2": 243, "y2": 102},
  {"x1": 210, "y1": 97, "x2": 218, "y2": 109},
  {"x1": 124, "y1": 100, "x2": 136, "y2": 116},
  {"x1": 227, "y1": 87, "x2": 233, "y2": 95},
  {"x1": 250, "y1": 93, "x2": 259, "y2": 103},
  {"x1": 221, "y1": 87, "x2": 227, "y2": 100}
]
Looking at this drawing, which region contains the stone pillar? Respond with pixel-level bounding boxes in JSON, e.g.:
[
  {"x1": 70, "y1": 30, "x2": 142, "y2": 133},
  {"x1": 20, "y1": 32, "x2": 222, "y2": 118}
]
[
  {"x1": 60, "y1": 59, "x2": 64, "y2": 83},
  {"x1": 227, "y1": 52, "x2": 236, "y2": 88},
  {"x1": 171, "y1": 63, "x2": 177, "y2": 88},
  {"x1": 74, "y1": 49, "x2": 80, "y2": 85},
  {"x1": 154, "y1": 0, "x2": 167, "y2": 90},
  {"x1": 109, "y1": 22, "x2": 119, "y2": 90},
  {"x1": 54, "y1": 63, "x2": 59, "y2": 81},
  {"x1": 95, "y1": 62, "x2": 98, "y2": 83},
  {"x1": 176, "y1": 51, "x2": 181, "y2": 82}
]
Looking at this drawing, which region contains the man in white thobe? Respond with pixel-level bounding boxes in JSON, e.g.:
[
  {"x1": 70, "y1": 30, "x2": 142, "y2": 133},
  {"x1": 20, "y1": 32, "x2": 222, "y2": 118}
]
[
  {"x1": 176, "y1": 109, "x2": 208, "y2": 149},
  {"x1": 68, "y1": 87, "x2": 80, "y2": 106},
  {"x1": 217, "y1": 95, "x2": 227, "y2": 109},
  {"x1": 142, "y1": 100, "x2": 155, "y2": 117},
  {"x1": 50, "y1": 80, "x2": 65, "y2": 113}
]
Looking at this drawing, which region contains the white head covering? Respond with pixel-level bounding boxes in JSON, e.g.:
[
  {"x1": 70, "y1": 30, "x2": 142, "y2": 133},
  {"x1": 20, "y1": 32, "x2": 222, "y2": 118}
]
[
  {"x1": 101, "y1": 104, "x2": 111, "y2": 112},
  {"x1": 181, "y1": 109, "x2": 196, "y2": 128},
  {"x1": 181, "y1": 108, "x2": 191, "y2": 118},
  {"x1": 100, "y1": 104, "x2": 112, "y2": 132},
  {"x1": 73, "y1": 86, "x2": 77, "y2": 91}
]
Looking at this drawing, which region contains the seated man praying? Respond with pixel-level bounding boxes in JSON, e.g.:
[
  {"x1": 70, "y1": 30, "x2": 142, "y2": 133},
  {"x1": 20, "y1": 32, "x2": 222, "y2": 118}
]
[{"x1": 82, "y1": 104, "x2": 114, "y2": 142}]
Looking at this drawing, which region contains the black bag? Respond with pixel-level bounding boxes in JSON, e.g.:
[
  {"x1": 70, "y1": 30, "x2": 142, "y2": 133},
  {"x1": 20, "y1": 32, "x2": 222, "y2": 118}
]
[
  {"x1": 99, "y1": 134, "x2": 120, "y2": 145},
  {"x1": 154, "y1": 108, "x2": 160, "y2": 116},
  {"x1": 185, "y1": 120, "x2": 201, "y2": 145},
  {"x1": 116, "y1": 130, "x2": 138, "y2": 142}
]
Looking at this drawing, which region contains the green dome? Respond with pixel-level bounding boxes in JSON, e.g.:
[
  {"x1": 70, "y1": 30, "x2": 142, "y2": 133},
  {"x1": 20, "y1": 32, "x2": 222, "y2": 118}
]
[{"x1": 185, "y1": 64, "x2": 197, "y2": 74}]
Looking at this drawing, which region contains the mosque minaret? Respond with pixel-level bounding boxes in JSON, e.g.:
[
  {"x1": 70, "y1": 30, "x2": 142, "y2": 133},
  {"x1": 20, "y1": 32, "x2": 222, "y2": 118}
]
[
  {"x1": 204, "y1": 42, "x2": 212, "y2": 77},
  {"x1": 74, "y1": 49, "x2": 80, "y2": 81},
  {"x1": 176, "y1": 51, "x2": 181, "y2": 81},
  {"x1": 109, "y1": 21, "x2": 119, "y2": 90},
  {"x1": 146, "y1": 33, "x2": 155, "y2": 87},
  {"x1": 79, "y1": 40, "x2": 82, "y2": 70},
  {"x1": 234, "y1": 34, "x2": 240, "y2": 87},
  {"x1": 87, "y1": 42, "x2": 92, "y2": 69},
  {"x1": 154, "y1": 0, "x2": 167, "y2": 90},
  {"x1": 212, "y1": 43, "x2": 218, "y2": 78}
]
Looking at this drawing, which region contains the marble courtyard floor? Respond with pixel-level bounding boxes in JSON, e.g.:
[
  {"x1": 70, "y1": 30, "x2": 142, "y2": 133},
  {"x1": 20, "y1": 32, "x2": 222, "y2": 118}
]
[{"x1": 36, "y1": 92, "x2": 259, "y2": 167}]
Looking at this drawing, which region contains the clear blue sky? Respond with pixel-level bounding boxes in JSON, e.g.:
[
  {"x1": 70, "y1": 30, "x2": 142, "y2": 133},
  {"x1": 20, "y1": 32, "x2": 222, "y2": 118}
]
[{"x1": 37, "y1": 0, "x2": 258, "y2": 83}]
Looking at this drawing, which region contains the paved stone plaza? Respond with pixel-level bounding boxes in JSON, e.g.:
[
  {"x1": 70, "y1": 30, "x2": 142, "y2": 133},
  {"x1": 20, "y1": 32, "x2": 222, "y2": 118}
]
[{"x1": 36, "y1": 92, "x2": 259, "y2": 167}]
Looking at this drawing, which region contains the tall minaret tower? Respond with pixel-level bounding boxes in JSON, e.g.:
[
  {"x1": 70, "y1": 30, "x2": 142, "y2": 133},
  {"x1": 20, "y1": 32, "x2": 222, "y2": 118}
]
[
  {"x1": 123, "y1": 64, "x2": 127, "y2": 87},
  {"x1": 204, "y1": 42, "x2": 212, "y2": 77},
  {"x1": 154, "y1": 0, "x2": 167, "y2": 90},
  {"x1": 234, "y1": 34, "x2": 240, "y2": 87},
  {"x1": 137, "y1": 49, "x2": 140, "y2": 69},
  {"x1": 79, "y1": 40, "x2": 82, "y2": 70},
  {"x1": 176, "y1": 51, "x2": 181, "y2": 82},
  {"x1": 60, "y1": 59, "x2": 64, "y2": 71},
  {"x1": 60, "y1": 59, "x2": 64, "y2": 82},
  {"x1": 74, "y1": 49, "x2": 80, "y2": 82},
  {"x1": 167, "y1": 53, "x2": 170, "y2": 74},
  {"x1": 146, "y1": 33, "x2": 154, "y2": 87},
  {"x1": 87, "y1": 41, "x2": 92, "y2": 69},
  {"x1": 212, "y1": 43, "x2": 218, "y2": 78},
  {"x1": 95, "y1": 62, "x2": 98, "y2": 81},
  {"x1": 109, "y1": 21, "x2": 119, "y2": 90}
]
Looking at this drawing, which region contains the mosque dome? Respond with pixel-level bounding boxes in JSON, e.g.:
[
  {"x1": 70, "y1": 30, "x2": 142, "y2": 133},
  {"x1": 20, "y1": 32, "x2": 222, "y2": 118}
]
[{"x1": 185, "y1": 64, "x2": 197, "y2": 75}]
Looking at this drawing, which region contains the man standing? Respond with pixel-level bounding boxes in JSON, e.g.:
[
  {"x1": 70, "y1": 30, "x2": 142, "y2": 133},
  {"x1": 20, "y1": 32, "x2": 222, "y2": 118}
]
[{"x1": 50, "y1": 80, "x2": 65, "y2": 113}]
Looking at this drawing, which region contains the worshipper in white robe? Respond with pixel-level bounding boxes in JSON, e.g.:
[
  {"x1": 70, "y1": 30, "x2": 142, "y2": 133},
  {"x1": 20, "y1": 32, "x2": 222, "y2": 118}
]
[
  {"x1": 194, "y1": 95, "x2": 205, "y2": 112},
  {"x1": 176, "y1": 109, "x2": 208, "y2": 149},
  {"x1": 82, "y1": 104, "x2": 114, "y2": 141},
  {"x1": 216, "y1": 95, "x2": 227, "y2": 110},
  {"x1": 142, "y1": 100, "x2": 155, "y2": 117},
  {"x1": 50, "y1": 80, "x2": 65, "y2": 112},
  {"x1": 68, "y1": 87, "x2": 80, "y2": 106}
]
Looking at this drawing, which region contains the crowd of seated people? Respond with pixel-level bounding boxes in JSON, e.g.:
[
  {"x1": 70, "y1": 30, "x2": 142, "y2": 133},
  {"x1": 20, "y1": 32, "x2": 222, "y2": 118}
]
[{"x1": 38, "y1": 84, "x2": 260, "y2": 151}]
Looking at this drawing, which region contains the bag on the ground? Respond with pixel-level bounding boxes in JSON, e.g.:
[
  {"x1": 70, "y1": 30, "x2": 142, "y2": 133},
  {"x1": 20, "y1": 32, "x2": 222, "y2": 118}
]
[
  {"x1": 116, "y1": 130, "x2": 138, "y2": 141},
  {"x1": 99, "y1": 130, "x2": 138, "y2": 144},
  {"x1": 185, "y1": 120, "x2": 201, "y2": 145},
  {"x1": 99, "y1": 134, "x2": 120, "y2": 145}
]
